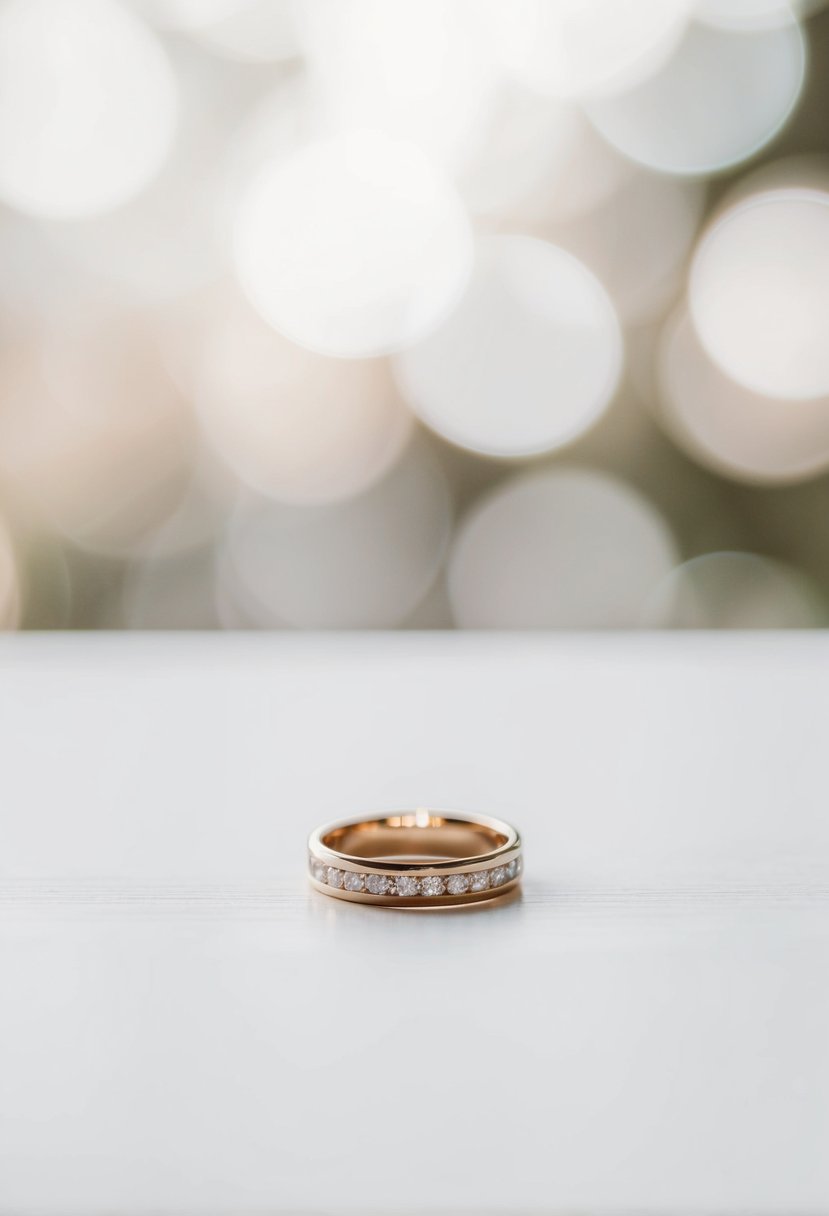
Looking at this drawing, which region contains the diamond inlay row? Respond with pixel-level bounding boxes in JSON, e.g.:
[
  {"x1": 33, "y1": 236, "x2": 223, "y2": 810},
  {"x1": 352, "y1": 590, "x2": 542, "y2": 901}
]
[{"x1": 309, "y1": 855, "x2": 521, "y2": 896}]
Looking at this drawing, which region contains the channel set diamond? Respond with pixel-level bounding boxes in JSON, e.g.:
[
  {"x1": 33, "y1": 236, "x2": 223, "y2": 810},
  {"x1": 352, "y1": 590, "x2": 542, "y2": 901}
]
[
  {"x1": 365, "y1": 874, "x2": 391, "y2": 895},
  {"x1": 393, "y1": 875, "x2": 421, "y2": 896},
  {"x1": 309, "y1": 855, "x2": 521, "y2": 898}
]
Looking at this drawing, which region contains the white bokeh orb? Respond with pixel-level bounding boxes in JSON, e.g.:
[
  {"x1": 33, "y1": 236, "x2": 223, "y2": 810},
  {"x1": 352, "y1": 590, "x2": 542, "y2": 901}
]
[
  {"x1": 485, "y1": 0, "x2": 691, "y2": 101},
  {"x1": 646, "y1": 551, "x2": 825, "y2": 628},
  {"x1": 657, "y1": 307, "x2": 829, "y2": 484},
  {"x1": 296, "y1": 0, "x2": 499, "y2": 172},
  {"x1": 220, "y1": 441, "x2": 453, "y2": 627},
  {"x1": 193, "y1": 298, "x2": 413, "y2": 504},
  {"x1": 690, "y1": 190, "x2": 829, "y2": 400},
  {"x1": 132, "y1": 444, "x2": 238, "y2": 561},
  {"x1": 190, "y1": 0, "x2": 299, "y2": 62},
  {"x1": 585, "y1": 15, "x2": 804, "y2": 177},
  {"x1": 232, "y1": 131, "x2": 473, "y2": 359},
  {"x1": 0, "y1": 213, "x2": 106, "y2": 323},
  {"x1": 457, "y1": 87, "x2": 584, "y2": 220},
  {"x1": 696, "y1": 0, "x2": 809, "y2": 30},
  {"x1": 448, "y1": 467, "x2": 677, "y2": 627},
  {"x1": 132, "y1": 0, "x2": 249, "y2": 29},
  {"x1": 0, "y1": 320, "x2": 193, "y2": 558},
  {"x1": 499, "y1": 112, "x2": 635, "y2": 227},
  {"x1": 0, "y1": 0, "x2": 178, "y2": 220},
  {"x1": 394, "y1": 236, "x2": 622, "y2": 458},
  {"x1": 41, "y1": 48, "x2": 247, "y2": 301}
]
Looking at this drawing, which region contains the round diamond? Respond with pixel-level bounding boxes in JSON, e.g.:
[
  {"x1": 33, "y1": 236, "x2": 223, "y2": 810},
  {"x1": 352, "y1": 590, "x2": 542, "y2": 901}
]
[
  {"x1": 309, "y1": 857, "x2": 327, "y2": 883},
  {"x1": 343, "y1": 871, "x2": 364, "y2": 892},
  {"x1": 446, "y1": 873, "x2": 470, "y2": 895},
  {"x1": 469, "y1": 871, "x2": 490, "y2": 892},
  {"x1": 421, "y1": 876, "x2": 446, "y2": 897},
  {"x1": 505, "y1": 859, "x2": 518, "y2": 881},
  {"x1": 326, "y1": 866, "x2": 345, "y2": 888},
  {"x1": 489, "y1": 865, "x2": 508, "y2": 887},
  {"x1": 365, "y1": 873, "x2": 391, "y2": 895},
  {"x1": 393, "y1": 875, "x2": 420, "y2": 897}
]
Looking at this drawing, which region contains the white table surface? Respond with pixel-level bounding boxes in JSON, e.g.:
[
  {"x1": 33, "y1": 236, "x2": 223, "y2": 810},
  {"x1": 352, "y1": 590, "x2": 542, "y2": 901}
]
[{"x1": 1, "y1": 634, "x2": 827, "y2": 1215}]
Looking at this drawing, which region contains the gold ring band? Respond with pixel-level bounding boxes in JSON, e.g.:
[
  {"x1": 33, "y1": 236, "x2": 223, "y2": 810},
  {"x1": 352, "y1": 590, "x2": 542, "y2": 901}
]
[{"x1": 307, "y1": 809, "x2": 522, "y2": 907}]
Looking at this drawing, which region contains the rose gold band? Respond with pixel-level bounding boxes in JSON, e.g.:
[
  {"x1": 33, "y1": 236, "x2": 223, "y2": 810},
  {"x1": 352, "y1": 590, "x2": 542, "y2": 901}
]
[{"x1": 307, "y1": 809, "x2": 522, "y2": 908}]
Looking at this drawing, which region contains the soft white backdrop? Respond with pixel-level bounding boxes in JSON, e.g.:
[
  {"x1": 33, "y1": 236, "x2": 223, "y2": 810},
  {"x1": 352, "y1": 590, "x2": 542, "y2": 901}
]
[{"x1": 1, "y1": 634, "x2": 827, "y2": 1212}]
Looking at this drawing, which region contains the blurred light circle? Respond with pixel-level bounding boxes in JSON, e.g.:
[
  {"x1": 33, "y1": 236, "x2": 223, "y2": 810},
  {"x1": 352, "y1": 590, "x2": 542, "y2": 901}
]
[
  {"x1": 458, "y1": 90, "x2": 587, "y2": 220},
  {"x1": 585, "y1": 16, "x2": 804, "y2": 177},
  {"x1": 42, "y1": 49, "x2": 246, "y2": 301},
  {"x1": 296, "y1": 0, "x2": 498, "y2": 171},
  {"x1": 462, "y1": 108, "x2": 634, "y2": 230},
  {"x1": 646, "y1": 551, "x2": 824, "y2": 627},
  {"x1": 0, "y1": 0, "x2": 177, "y2": 220},
  {"x1": 696, "y1": 0, "x2": 807, "y2": 30},
  {"x1": 191, "y1": 0, "x2": 300, "y2": 62},
  {"x1": 193, "y1": 299, "x2": 413, "y2": 504},
  {"x1": 220, "y1": 441, "x2": 452, "y2": 627},
  {"x1": 448, "y1": 467, "x2": 677, "y2": 627},
  {"x1": 0, "y1": 213, "x2": 107, "y2": 323},
  {"x1": 133, "y1": 0, "x2": 250, "y2": 29},
  {"x1": 0, "y1": 321, "x2": 193, "y2": 558},
  {"x1": 0, "y1": 517, "x2": 22, "y2": 630},
  {"x1": 657, "y1": 307, "x2": 829, "y2": 483},
  {"x1": 226, "y1": 73, "x2": 319, "y2": 174},
  {"x1": 457, "y1": 90, "x2": 638, "y2": 231},
  {"x1": 42, "y1": 323, "x2": 196, "y2": 557},
  {"x1": 232, "y1": 131, "x2": 473, "y2": 359},
  {"x1": 690, "y1": 190, "x2": 829, "y2": 400},
  {"x1": 485, "y1": 0, "x2": 691, "y2": 101},
  {"x1": 531, "y1": 117, "x2": 635, "y2": 225},
  {"x1": 542, "y1": 169, "x2": 705, "y2": 323},
  {"x1": 220, "y1": 74, "x2": 325, "y2": 236},
  {"x1": 136, "y1": 445, "x2": 237, "y2": 559},
  {"x1": 394, "y1": 236, "x2": 622, "y2": 458}
]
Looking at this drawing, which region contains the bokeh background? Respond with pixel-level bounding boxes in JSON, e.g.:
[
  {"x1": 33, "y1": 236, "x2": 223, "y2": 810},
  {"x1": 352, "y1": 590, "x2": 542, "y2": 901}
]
[{"x1": 1, "y1": 0, "x2": 829, "y2": 630}]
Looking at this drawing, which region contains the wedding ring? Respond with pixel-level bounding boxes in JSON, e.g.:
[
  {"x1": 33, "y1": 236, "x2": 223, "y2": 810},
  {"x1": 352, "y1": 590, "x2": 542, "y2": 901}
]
[{"x1": 308, "y1": 809, "x2": 522, "y2": 907}]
